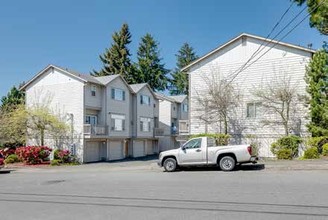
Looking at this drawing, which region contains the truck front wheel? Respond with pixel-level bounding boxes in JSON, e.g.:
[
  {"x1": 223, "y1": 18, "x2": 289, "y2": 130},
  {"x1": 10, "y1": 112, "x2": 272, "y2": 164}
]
[
  {"x1": 163, "y1": 158, "x2": 177, "y2": 172},
  {"x1": 219, "y1": 156, "x2": 236, "y2": 171}
]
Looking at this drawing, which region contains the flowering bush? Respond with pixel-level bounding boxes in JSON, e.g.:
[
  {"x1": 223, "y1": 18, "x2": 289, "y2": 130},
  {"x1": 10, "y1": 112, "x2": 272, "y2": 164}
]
[
  {"x1": 0, "y1": 148, "x2": 16, "y2": 159},
  {"x1": 15, "y1": 146, "x2": 52, "y2": 164},
  {"x1": 54, "y1": 149, "x2": 72, "y2": 163}
]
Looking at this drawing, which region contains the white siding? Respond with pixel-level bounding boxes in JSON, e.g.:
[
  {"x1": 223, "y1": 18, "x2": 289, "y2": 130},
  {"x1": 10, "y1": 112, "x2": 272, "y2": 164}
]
[
  {"x1": 25, "y1": 68, "x2": 85, "y2": 161},
  {"x1": 189, "y1": 36, "x2": 313, "y2": 157},
  {"x1": 158, "y1": 100, "x2": 172, "y2": 136}
]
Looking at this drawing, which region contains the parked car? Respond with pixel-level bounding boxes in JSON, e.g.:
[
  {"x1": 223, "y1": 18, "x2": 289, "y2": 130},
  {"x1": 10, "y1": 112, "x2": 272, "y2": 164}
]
[
  {"x1": 0, "y1": 154, "x2": 4, "y2": 168},
  {"x1": 158, "y1": 137, "x2": 258, "y2": 172}
]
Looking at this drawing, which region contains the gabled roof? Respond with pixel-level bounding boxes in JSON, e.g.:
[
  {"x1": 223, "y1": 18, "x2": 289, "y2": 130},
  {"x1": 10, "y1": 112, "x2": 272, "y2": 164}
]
[
  {"x1": 169, "y1": 95, "x2": 187, "y2": 103},
  {"x1": 21, "y1": 64, "x2": 103, "y2": 90},
  {"x1": 181, "y1": 33, "x2": 316, "y2": 72},
  {"x1": 129, "y1": 83, "x2": 157, "y2": 98},
  {"x1": 129, "y1": 83, "x2": 148, "y2": 93},
  {"x1": 155, "y1": 93, "x2": 176, "y2": 102},
  {"x1": 96, "y1": 75, "x2": 120, "y2": 85}
]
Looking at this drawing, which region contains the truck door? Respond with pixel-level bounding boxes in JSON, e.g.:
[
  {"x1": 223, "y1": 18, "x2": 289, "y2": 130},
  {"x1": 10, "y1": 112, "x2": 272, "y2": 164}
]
[{"x1": 178, "y1": 138, "x2": 206, "y2": 165}]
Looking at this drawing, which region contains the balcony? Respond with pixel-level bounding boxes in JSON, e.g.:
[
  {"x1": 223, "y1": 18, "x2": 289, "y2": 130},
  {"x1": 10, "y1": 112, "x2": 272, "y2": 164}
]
[
  {"x1": 154, "y1": 128, "x2": 165, "y2": 136},
  {"x1": 178, "y1": 120, "x2": 189, "y2": 135},
  {"x1": 84, "y1": 124, "x2": 108, "y2": 136}
]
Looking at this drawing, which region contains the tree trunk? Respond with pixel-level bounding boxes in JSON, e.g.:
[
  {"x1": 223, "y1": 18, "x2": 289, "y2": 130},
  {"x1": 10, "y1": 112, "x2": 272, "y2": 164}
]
[
  {"x1": 223, "y1": 115, "x2": 228, "y2": 135},
  {"x1": 40, "y1": 129, "x2": 44, "y2": 146}
]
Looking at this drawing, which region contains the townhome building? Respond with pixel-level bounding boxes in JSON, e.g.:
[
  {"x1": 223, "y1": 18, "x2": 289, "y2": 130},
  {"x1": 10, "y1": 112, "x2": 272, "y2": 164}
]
[
  {"x1": 129, "y1": 83, "x2": 159, "y2": 157},
  {"x1": 181, "y1": 33, "x2": 315, "y2": 157},
  {"x1": 155, "y1": 93, "x2": 189, "y2": 152},
  {"x1": 21, "y1": 64, "x2": 159, "y2": 163}
]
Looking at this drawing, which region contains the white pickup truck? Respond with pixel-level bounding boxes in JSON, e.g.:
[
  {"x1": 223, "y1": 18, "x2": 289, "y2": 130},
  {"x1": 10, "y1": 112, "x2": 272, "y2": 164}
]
[{"x1": 158, "y1": 137, "x2": 258, "y2": 172}]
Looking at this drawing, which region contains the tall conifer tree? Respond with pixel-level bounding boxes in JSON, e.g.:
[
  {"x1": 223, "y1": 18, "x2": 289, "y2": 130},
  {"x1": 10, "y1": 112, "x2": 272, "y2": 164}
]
[
  {"x1": 136, "y1": 34, "x2": 169, "y2": 91},
  {"x1": 170, "y1": 43, "x2": 198, "y2": 95},
  {"x1": 92, "y1": 23, "x2": 135, "y2": 83},
  {"x1": 305, "y1": 49, "x2": 328, "y2": 136}
]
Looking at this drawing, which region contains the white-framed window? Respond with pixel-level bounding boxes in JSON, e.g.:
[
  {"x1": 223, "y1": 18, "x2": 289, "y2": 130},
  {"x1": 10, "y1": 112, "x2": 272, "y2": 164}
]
[
  {"x1": 247, "y1": 102, "x2": 262, "y2": 118},
  {"x1": 111, "y1": 88, "x2": 125, "y2": 101},
  {"x1": 140, "y1": 117, "x2": 151, "y2": 132},
  {"x1": 91, "y1": 85, "x2": 97, "y2": 97},
  {"x1": 140, "y1": 95, "x2": 150, "y2": 105},
  {"x1": 85, "y1": 115, "x2": 97, "y2": 125},
  {"x1": 182, "y1": 104, "x2": 188, "y2": 112},
  {"x1": 111, "y1": 114, "x2": 125, "y2": 131}
]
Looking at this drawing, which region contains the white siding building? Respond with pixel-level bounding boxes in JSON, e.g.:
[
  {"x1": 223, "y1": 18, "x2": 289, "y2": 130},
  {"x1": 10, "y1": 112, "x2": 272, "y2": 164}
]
[
  {"x1": 22, "y1": 65, "x2": 160, "y2": 163},
  {"x1": 156, "y1": 93, "x2": 189, "y2": 152},
  {"x1": 182, "y1": 33, "x2": 315, "y2": 157}
]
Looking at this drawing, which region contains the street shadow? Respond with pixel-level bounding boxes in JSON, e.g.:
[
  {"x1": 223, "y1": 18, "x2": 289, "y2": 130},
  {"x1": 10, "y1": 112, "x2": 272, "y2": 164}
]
[
  {"x1": 85, "y1": 154, "x2": 158, "y2": 164},
  {"x1": 177, "y1": 164, "x2": 265, "y2": 172}
]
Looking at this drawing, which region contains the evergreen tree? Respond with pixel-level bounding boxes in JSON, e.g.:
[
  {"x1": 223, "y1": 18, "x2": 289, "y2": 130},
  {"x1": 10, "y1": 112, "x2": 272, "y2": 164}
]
[
  {"x1": 136, "y1": 34, "x2": 169, "y2": 91},
  {"x1": 294, "y1": 0, "x2": 328, "y2": 35},
  {"x1": 92, "y1": 23, "x2": 135, "y2": 83},
  {"x1": 170, "y1": 43, "x2": 198, "y2": 95},
  {"x1": 305, "y1": 49, "x2": 328, "y2": 136},
  {"x1": 1, "y1": 86, "x2": 25, "y2": 111}
]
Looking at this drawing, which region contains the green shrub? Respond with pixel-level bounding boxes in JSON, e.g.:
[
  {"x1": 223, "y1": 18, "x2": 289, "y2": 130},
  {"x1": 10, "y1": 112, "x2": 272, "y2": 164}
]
[
  {"x1": 276, "y1": 149, "x2": 293, "y2": 160},
  {"x1": 4, "y1": 154, "x2": 19, "y2": 164},
  {"x1": 190, "y1": 133, "x2": 231, "y2": 146},
  {"x1": 271, "y1": 135, "x2": 302, "y2": 158},
  {"x1": 303, "y1": 147, "x2": 320, "y2": 159},
  {"x1": 306, "y1": 136, "x2": 328, "y2": 154},
  {"x1": 245, "y1": 134, "x2": 261, "y2": 156},
  {"x1": 50, "y1": 159, "x2": 61, "y2": 166},
  {"x1": 321, "y1": 143, "x2": 328, "y2": 156}
]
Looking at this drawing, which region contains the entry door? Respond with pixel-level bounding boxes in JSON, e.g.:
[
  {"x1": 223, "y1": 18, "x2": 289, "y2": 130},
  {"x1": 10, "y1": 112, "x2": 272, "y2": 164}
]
[{"x1": 178, "y1": 138, "x2": 205, "y2": 165}]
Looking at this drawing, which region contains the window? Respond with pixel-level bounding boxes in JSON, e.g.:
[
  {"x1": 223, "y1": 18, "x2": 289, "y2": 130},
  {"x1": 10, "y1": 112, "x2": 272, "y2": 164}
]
[
  {"x1": 247, "y1": 102, "x2": 262, "y2": 118},
  {"x1": 85, "y1": 115, "x2": 97, "y2": 125},
  {"x1": 91, "y1": 85, "x2": 97, "y2": 97},
  {"x1": 111, "y1": 88, "x2": 125, "y2": 101},
  {"x1": 140, "y1": 117, "x2": 151, "y2": 132},
  {"x1": 140, "y1": 95, "x2": 150, "y2": 105},
  {"x1": 111, "y1": 114, "x2": 125, "y2": 131},
  {"x1": 182, "y1": 104, "x2": 188, "y2": 112},
  {"x1": 183, "y1": 138, "x2": 202, "y2": 149}
]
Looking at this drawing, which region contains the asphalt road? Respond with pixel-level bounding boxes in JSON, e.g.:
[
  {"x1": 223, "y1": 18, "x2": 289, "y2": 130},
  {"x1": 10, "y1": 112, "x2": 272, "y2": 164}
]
[{"x1": 1, "y1": 164, "x2": 328, "y2": 220}]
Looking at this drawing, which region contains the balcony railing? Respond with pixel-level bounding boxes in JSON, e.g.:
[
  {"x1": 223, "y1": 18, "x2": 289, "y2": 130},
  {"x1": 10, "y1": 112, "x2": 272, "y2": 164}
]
[
  {"x1": 178, "y1": 120, "x2": 189, "y2": 134},
  {"x1": 154, "y1": 128, "x2": 165, "y2": 136},
  {"x1": 84, "y1": 124, "x2": 108, "y2": 136}
]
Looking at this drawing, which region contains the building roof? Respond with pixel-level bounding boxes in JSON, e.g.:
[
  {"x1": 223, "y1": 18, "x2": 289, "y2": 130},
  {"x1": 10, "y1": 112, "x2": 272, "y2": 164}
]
[
  {"x1": 181, "y1": 33, "x2": 316, "y2": 72},
  {"x1": 169, "y1": 95, "x2": 187, "y2": 103},
  {"x1": 129, "y1": 83, "x2": 148, "y2": 93},
  {"x1": 21, "y1": 64, "x2": 134, "y2": 91},
  {"x1": 155, "y1": 93, "x2": 177, "y2": 102},
  {"x1": 96, "y1": 75, "x2": 120, "y2": 85}
]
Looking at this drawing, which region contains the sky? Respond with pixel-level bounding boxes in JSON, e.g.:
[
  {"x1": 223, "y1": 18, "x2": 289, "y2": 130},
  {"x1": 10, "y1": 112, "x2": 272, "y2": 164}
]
[{"x1": 0, "y1": 0, "x2": 327, "y2": 99}]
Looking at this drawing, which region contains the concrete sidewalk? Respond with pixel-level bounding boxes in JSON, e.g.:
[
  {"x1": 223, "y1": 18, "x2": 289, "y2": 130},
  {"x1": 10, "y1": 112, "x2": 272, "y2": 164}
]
[{"x1": 2, "y1": 157, "x2": 328, "y2": 173}]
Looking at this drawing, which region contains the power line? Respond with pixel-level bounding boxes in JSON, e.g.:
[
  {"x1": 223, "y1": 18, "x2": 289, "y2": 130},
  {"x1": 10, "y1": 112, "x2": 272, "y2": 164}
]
[
  {"x1": 227, "y1": 1, "x2": 295, "y2": 79},
  {"x1": 227, "y1": 0, "x2": 326, "y2": 85}
]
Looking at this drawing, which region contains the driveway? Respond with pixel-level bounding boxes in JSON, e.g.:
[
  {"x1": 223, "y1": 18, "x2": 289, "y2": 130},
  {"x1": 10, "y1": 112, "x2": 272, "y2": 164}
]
[{"x1": 1, "y1": 160, "x2": 328, "y2": 220}]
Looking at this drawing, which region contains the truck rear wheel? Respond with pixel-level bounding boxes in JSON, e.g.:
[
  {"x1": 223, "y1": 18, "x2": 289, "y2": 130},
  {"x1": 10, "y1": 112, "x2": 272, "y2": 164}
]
[
  {"x1": 219, "y1": 156, "x2": 235, "y2": 171},
  {"x1": 163, "y1": 158, "x2": 177, "y2": 172}
]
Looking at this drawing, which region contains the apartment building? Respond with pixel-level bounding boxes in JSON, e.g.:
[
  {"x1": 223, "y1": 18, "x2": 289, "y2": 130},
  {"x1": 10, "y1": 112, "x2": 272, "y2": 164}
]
[{"x1": 22, "y1": 64, "x2": 160, "y2": 163}]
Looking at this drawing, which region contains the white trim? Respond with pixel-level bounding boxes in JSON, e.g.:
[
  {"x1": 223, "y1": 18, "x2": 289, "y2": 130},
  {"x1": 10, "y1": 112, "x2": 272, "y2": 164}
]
[
  {"x1": 20, "y1": 64, "x2": 88, "y2": 90},
  {"x1": 181, "y1": 33, "x2": 315, "y2": 72}
]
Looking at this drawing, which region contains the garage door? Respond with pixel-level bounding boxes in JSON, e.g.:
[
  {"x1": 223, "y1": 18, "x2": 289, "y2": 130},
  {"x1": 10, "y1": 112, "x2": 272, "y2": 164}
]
[
  {"x1": 85, "y1": 142, "x2": 100, "y2": 162},
  {"x1": 146, "y1": 140, "x2": 154, "y2": 155},
  {"x1": 133, "y1": 140, "x2": 145, "y2": 158},
  {"x1": 108, "y1": 141, "x2": 124, "y2": 160}
]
